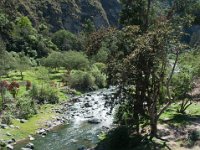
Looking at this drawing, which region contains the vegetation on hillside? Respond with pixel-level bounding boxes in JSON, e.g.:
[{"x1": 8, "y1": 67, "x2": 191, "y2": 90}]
[{"x1": 1, "y1": 0, "x2": 200, "y2": 150}]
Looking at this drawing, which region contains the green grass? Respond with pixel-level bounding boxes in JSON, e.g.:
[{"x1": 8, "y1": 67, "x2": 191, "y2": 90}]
[
  {"x1": 0, "y1": 67, "x2": 68, "y2": 142},
  {"x1": 160, "y1": 102, "x2": 200, "y2": 126},
  {"x1": 0, "y1": 104, "x2": 58, "y2": 141},
  {"x1": 1, "y1": 67, "x2": 67, "y2": 101}
]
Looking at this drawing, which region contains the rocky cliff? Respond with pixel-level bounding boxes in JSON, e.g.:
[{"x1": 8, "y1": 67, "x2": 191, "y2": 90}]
[{"x1": 0, "y1": 0, "x2": 121, "y2": 32}]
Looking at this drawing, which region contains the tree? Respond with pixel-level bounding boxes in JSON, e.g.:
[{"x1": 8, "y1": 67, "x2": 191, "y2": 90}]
[
  {"x1": 63, "y1": 51, "x2": 89, "y2": 71},
  {"x1": 83, "y1": 19, "x2": 96, "y2": 34},
  {"x1": 52, "y1": 30, "x2": 82, "y2": 51},
  {"x1": 0, "y1": 41, "x2": 16, "y2": 77},
  {"x1": 120, "y1": 0, "x2": 153, "y2": 30},
  {"x1": 14, "y1": 52, "x2": 32, "y2": 80},
  {"x1": 41, "y1": 51, "x2": 65, "y2": 71},
  {"x1": 106, "y1": 0, "x2": 193, "y2": 137}
]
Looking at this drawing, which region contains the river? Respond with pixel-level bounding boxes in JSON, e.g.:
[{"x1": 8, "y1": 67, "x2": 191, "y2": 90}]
[{"x1": 15, "y1": 87, "x2": 117, "y2": 150}]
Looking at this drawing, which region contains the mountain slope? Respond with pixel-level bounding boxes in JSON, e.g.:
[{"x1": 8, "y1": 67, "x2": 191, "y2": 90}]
[{"x1": 0, "y1": 0, "x2": 121, "y2": 32}]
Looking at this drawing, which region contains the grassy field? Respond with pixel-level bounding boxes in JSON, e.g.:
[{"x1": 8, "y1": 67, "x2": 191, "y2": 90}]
[{"x1": 1, "y1": 67, "x2": 67, "y2": 101}]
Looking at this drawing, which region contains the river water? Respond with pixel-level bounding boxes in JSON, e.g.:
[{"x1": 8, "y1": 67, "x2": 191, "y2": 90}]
[{"x1": 15, "y1": 88, "x2": 117, "y2": 150}]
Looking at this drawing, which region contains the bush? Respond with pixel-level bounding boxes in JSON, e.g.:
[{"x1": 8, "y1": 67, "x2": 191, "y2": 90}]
[
  {"x1": 1, "y1": 112, "x2": 12, "y2": 125},
  {"x1": 67, "y1": 70, "x2": 95, "y2": 91},
  {"x1": 93, "y1": 63, "x2": 107, "y2": 73},
  {"x1": 90, "y1": 65, "x2": 107, "y2": 88},
  {"x1": 29, "y1": 84, "x2": 59, "y2": 104},
  {"x1": 15, "y1": 96, "x2": 37, "y2": 119}
]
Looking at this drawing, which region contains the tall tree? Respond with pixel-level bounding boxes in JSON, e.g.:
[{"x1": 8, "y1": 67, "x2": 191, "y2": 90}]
[
  {"x1": 120, "y1": 0, "x2": 152, "y2": 30},
  {"x1": 107, "y1": 0, "x2": 192, "y2": 137}
]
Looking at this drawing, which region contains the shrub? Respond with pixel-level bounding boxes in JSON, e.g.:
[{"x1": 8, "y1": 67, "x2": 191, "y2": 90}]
[
  {"x1": 15, "y1": 96, "x2": 37, "y2": 119},
  {"x1": 67, "y1": 70, "x2": 95, "y2": 91},
  {"x1": 93, "y1": 63, "x2": 107, "y2": 73},
  {"x1": 90, "y1": 65, "x2": 107, "y2": 88},
  {"x1": 1, "y1": 112, "x2": 12, "y2": 125},
  {"x1": 29, "y1": 84, "x2": 59, "y2": 104}
]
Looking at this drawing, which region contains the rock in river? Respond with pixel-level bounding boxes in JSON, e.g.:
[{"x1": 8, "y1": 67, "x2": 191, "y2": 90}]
[
  {"x1": 6, "y1": 144, "x2": 14, "y2": 150},
  {"x1": 88, "y1": 119, "x2": 101, "y2": 124},
  {"x1": 84, "y1": 102, "x2": 92, "y2": 108},
  {"x1": 25, "y1": 142, "x2": 34, "y2": 149}
]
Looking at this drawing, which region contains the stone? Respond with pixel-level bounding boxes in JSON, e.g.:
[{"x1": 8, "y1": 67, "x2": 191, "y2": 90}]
[
  {"x1": 28, "y1": 135, "x2": 35, "y2": 141},
  {"x1": 25, "y1": 143, "x2": 34, "y2": 149},
  {"x1": 88, "y1": 119, "x2": 101, "y2": 124},
  {"x1": 7, "y1": 138, "x2": 16, "y2": 144},
  {"x1": 20, "y1": 119, "x2": 28, "y2": 123},
  {"x1": 78, "y1": 146, "x2": 87, "y2": 150},
  {"x1": 6, "y1": 132, "x2": 12, "y2": 136},
  {"x1": 84, "y1": 103, "x2": 92, "y2": 108},
  {"x1": 9, "y1": 125, "x2": 15, "y2": 128},
  {"x1": 36, "y1": 129, "x2": 48, "y2": 136},
  {"x1": 0, "y1": 140, "x2": 6, "y2": 147},
  {"x1": 21, "y1": 148, "x2": 32, "y2": 150},
  {"x1": 1, "y1": 124, "x2": 8, "y2": 129},
  {"x1": 6, "y1": 144, "x2": 14, "y2": 150}
]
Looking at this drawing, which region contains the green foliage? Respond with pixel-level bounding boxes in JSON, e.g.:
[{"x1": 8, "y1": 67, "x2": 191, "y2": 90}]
[
  {"x1": 41, "y1": 51, "x2": 65, "y2": 70},
  {"x1": 29, "y1": 84, "x2": 59, "y2": 104},
  {"x1": 1, "y1": 112, "x2": 12, "y2": 125},
  {"x1": 0, "y1": 49, "x2": 16, "y2": 76},
  {"x1": 34, "y1": 67, "x2": 50, "y2": 83},
  {"x1": 83, "y1": 19, "x2": 96, "y2": 34},
  {"x1": 67, "y1": 70, "x2": 95, "y2": 91},
  {"x1": 93, "y1": 63, "x2": 107, "y2": 73},
  {"x1": 52, "y1": 30, "x2": 82, "y2": 51},
  {"x1": 15, "y1": 96, "x2": 37, "y2": 119},
  {"x1": 0, "y1": 12, "x2": 9, "y2": 30},
  {"x1": 63, "y1": 51, "x2": 89, "y2": 71},
  {"x1": 65, "y1": 63, "x2": 107, "y2": 91},
  {"x1": 10, "y1": 16, "x2": 57, "y2": 57},
  {"x1": 13, "y1": 52, "x2": 33, "y2": 80},
  {"x1": 172, "y1": 67, "x2": 193, "y2": 100},
  {"x1": 90, "y1": 65, "x2": 107, "y2": 88},
  {"x1": 120, "y1": 0, "x2": 147, "y2": 26},
  {"x1": 92, "y1": 45, "x2": 109, "y2": 63}
]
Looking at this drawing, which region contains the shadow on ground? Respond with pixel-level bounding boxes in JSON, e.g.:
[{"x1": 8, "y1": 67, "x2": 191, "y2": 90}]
[{"x1": 95, "y1": 126, "x2": 171, "y2": 150}]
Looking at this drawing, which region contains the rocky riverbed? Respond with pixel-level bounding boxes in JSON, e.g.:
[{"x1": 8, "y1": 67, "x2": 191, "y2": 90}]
[{"x1": 14, "y1": 87, "x2": 117, "y2": 150}]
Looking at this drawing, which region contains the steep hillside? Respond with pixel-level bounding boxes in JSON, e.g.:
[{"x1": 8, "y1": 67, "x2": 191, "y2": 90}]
[{"x1": 0, "y1": 0, "x2": 121, "y2": 32}]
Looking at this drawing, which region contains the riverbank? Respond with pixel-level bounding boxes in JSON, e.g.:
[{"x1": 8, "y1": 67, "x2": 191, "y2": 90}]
[{"x1": 0, "y1": 103, "x2": 67, "y2": 149}]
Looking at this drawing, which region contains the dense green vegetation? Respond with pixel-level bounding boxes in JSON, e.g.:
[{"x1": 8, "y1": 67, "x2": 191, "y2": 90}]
[{"x1": 1, "y1": 0, "x2": 200, "y2": 150}]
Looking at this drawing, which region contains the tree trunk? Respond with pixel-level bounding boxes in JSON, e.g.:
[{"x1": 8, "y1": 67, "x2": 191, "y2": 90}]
[{"x1": 150, "y1": 117, "x2": 158, "y2": 138}]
